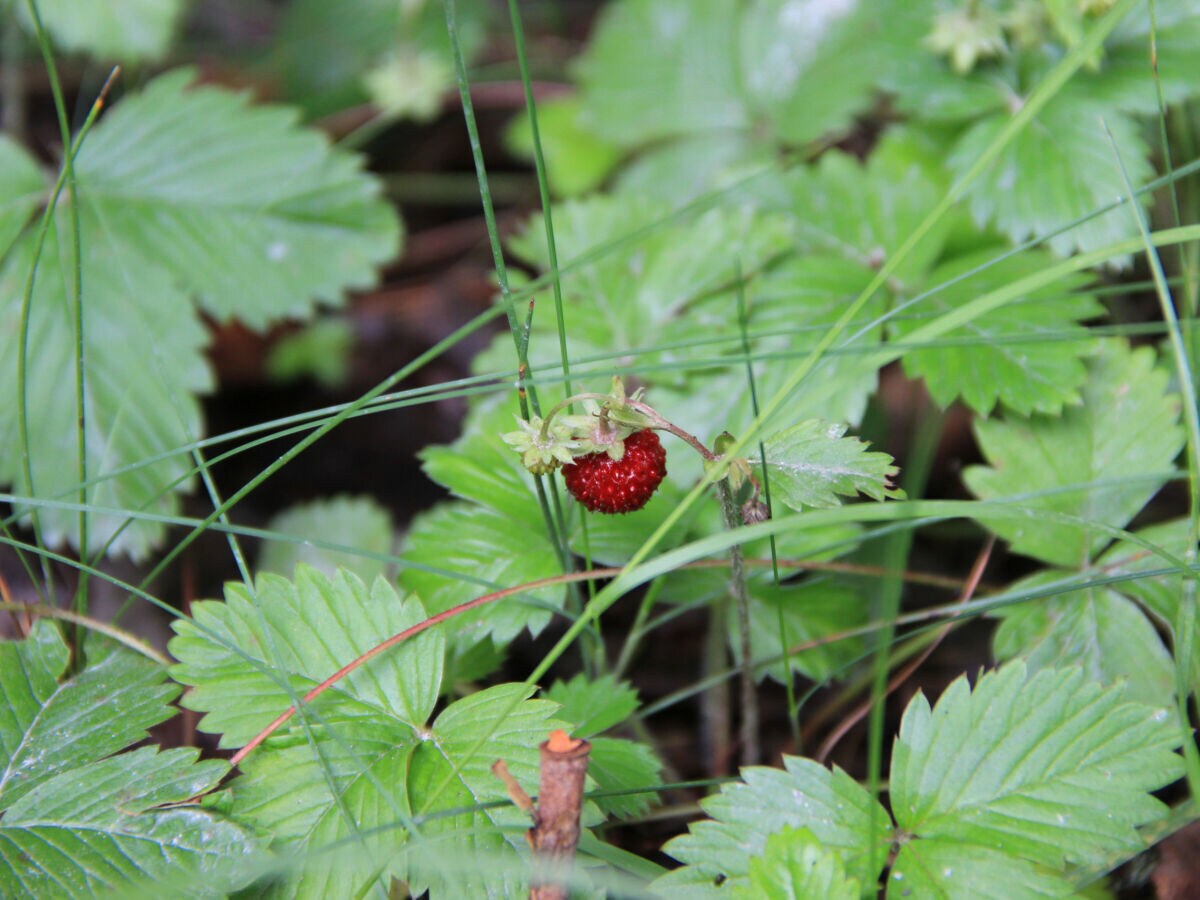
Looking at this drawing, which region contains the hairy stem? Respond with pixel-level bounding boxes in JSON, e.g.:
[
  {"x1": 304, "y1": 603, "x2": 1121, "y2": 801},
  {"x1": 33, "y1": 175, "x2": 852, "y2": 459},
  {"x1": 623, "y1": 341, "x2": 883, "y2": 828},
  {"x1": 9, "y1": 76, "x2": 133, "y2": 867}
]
[{"x1": 716, "y1": 479, "x2": 759, "y2": 766}]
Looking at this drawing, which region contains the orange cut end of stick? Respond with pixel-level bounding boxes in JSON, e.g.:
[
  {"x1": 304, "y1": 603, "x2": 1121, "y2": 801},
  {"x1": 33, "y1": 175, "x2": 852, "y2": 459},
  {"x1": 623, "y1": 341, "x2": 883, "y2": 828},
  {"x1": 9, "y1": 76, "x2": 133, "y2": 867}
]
[{"x1": 546, "y1": 729, "x2": 581, "y2": 752}]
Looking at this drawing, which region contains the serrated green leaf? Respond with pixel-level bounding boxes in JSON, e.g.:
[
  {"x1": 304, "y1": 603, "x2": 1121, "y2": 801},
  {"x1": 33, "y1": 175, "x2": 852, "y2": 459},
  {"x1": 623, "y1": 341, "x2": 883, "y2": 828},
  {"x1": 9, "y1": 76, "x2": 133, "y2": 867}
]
[
  {"x1": 170, "y1": 566, "x2": 442, "y2": 748},
  {"x1": 586, "y1": 737, "x2": 664, "y2": 820},
  {"x1": 258, "y1": 494, "x2": 395, "y2": 583},
  {"x1": 657, "y1": 756, "x2": 889, "y2": 892},
  {"x1": 762, "y1": 420, "x2": 902, "y2": 512},
  {"x1": 992, "y1": 572, "x2": 1174, "y2": 706},
  {"x1": 546, "y1": 673, "x2": 640, "y2": 737},
  {"x1": 733, "y1": 826, "x2": 862, "y2": 900},
  {"x1": 399, "y1": 501, "x2": 564, "y2": 644},
  {"x1": 0, "y1": 69, "x2": 400, "y2": 558},
  {"x1": 0, "y1": 136, "x2": 43, "y2": 254},
  {"x1": 75, "y1": 69, "x2": 401, "y2": 327},
  {"x1": 0, "y1": 621, "x2": 179, "y2": 809},
  {"x1": 717, "y1": 255, "x2": 885, "y2": 433},
  {"x1": 13, "y1": 0, "x2": 185, "y2": 61},
  {"x1": 895, "y1": 248, "x2": 1102, "y2": 415},
  {"x1": 1, "y1": 745, "x2": 258, "y2": 898},
  {"x1": 780, "y1": 131, "x2": 952, "y2": 285},
  {"x1": 963, "y1": 340, "x2": 1184, "y2": 567},
  {"x1": 888, "y1": 839, "x2": 1077, "y2": 899},
  {"x1": 0, "y1": 624, "x2": 256, "y2": 898},
  {"x1": 731, "y1": 579, "x2": 867, "y2": 684},
  {"x1": 0, "y1": 224, "x2": 211, "y2": 560},
  {"x1": 948, "y1": 89, "x2": 1152, "y2": 260},
  {"x1": 891, "y1": 662, "x2": 1183, "y2": 871}
]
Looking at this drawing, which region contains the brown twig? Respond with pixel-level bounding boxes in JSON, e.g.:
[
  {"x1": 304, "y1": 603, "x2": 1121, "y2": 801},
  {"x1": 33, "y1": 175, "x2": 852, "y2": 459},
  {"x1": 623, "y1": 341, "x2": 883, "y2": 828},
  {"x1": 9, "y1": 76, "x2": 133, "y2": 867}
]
[{"x1": 529, "y1": 730, "x2": 591, "y2": 900}]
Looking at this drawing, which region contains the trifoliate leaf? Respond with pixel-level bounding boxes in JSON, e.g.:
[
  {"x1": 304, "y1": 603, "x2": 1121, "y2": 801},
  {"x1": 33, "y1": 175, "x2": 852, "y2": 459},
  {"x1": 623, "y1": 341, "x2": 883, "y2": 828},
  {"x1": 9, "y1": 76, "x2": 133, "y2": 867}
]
[
  {"x1": 12, "y1": 0, "x2": 185, "y2": 61},
  {"x1": 74, "y1": 69, "x2": 401, "y2": 327},
  {"x1": 963, "y1": 340, "x2": 1184, "y2": 567},
  {"x1": 889, "y1": 839, "x2": 1077, "y2": 899},
  {"x1": 948, "y1": 89, "x2": 1153, "y2": 260},
  {"x1": 991, "y1": 571, "x2": 1175, "y2": 707},
  {"x1": 0, "y1": 621, "x2": 178, "y2": 808},
  {"x1": 587, "y1": 737, "x2": 664, "y2": 820},
  {"x1": 227, "y1": 682, "x2": 563, "y2": 899},
  {"x1": 734, "y1": 827, "x2": 862, "y2": 900},
  {"x1": 656, "y1": 756, "x2": 889, "y2": 892},
  {"x1": 893, "y1": 248, "x2": 1102, "y2": 415},
  {"x1": 0, "y1": 136, "x2": 43, "y2": 253},
  {"x1": 258, "y1": 495, "x2": 395, "y2": 583},
  {"x1": 729, "y1": 579, "x2": 867, "y2": 684},
  {"x1": 890, "y1": 662, "x2": 1183, "y2": 871},
  {"x1": 546, "y1": 673, "x2": 640, "y2": 737},
  {"x1": 0, "y1": 623, "x2": 257, "y2": 898},
  {"x1": 170, "y1": 566, "x2": 443, "y2": 748},
  {"x1": 762, "y1": 420, "x2": 903, "y2": 512},
  {"x1": 172, "y1": 565, "x2": 562, "y2": 896}
]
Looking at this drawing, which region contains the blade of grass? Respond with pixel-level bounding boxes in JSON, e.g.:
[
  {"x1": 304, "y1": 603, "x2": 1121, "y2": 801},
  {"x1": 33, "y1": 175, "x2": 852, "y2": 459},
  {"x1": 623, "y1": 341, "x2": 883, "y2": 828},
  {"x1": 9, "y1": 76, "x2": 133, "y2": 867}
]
[{"x1": 1107, "y1": 120, "x2": 1200, "y2": 799}]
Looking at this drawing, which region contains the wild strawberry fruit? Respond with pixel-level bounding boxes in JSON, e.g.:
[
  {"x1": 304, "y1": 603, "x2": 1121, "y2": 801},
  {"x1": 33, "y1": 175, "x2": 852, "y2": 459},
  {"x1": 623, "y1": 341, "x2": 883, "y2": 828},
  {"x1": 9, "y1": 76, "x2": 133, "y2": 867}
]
[{"x1": 563, "y1": 429, "x2": 667, "y2": 514}]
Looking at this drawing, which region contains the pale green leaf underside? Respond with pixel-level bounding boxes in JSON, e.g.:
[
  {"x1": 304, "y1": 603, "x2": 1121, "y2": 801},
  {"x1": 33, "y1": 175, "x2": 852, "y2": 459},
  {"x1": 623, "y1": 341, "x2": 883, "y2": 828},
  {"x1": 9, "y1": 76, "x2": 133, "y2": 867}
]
[
  {"x1": 891, "y1": 662, "x2": 1182, "y2": 871},
  {"x1": 170, "y1": 566, "x2": 442, "y2": 748},
  {"x1": 0, "y1": 136, "x2": 44, "y2": 254},
  {"x1": 76, "y1": 69, "x2": 401, "y2": 328},
  {"x1": 0, "y1": 69, "x2": 400, "y2": 558},
  {"x1": 0, "y1": 223, "x2": 210, "y2": 560},
  {"x1": 964, "y1": 340, "x2": 1184, "y2": 567},
  {"x1": 13, "y1": 0, "x2": 185, "y2": 61},
  {"x1": 763, "y1": 420, "x2": 901, "y2": 512},
  {"x1": 258, "y1": 494, "x2": 396, "y2": 583}
]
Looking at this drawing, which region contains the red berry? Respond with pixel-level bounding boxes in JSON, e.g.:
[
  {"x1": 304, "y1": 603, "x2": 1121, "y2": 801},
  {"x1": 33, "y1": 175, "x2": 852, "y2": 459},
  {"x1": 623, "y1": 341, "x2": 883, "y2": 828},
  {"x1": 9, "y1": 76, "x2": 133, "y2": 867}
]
[{"x1": 562, "y1": 429, "x2": 667, "y2": 514}]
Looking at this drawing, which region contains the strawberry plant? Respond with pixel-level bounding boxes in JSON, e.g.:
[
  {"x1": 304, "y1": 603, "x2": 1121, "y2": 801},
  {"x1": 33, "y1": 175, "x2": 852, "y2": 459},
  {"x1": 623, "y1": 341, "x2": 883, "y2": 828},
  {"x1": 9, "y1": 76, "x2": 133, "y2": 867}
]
[{"x1": 2, "y1": 0, "x2": 1199, "y2": 897}]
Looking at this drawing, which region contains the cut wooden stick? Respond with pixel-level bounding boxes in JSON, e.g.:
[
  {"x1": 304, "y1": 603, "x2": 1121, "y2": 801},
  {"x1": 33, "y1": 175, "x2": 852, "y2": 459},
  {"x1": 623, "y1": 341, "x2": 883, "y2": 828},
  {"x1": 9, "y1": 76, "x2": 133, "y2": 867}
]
[{"x1": 495, "y1": 730, "x2": 591, "y2": 900}]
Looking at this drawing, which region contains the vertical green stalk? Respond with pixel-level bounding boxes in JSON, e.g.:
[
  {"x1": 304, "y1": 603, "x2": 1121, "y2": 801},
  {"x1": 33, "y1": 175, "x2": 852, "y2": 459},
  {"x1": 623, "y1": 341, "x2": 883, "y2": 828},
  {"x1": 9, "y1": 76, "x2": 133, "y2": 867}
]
[
  {"x1": 735, "y1": 263, "x2": 795, "y2": 745},
  {"x1": 862, "y1": 402, "x2": 941, "y2": 888},
  {"x1": 715, "y1": 479, "x2": 758, "y2": 766}
]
